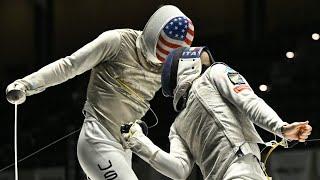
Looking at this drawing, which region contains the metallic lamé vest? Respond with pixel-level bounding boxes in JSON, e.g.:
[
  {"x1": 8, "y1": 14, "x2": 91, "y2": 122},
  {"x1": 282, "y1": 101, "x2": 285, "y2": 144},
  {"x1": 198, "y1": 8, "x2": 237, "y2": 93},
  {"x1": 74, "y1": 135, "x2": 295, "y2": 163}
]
[
  {"x1": 22, "y1": 29, "x2": 162, "y2": 142},
  {"x1": 172, "y1": 63, "x2": 285, "y2": 179},
  {"x1": 83, "y1": 29, "x2": 162, "y2": 142}
]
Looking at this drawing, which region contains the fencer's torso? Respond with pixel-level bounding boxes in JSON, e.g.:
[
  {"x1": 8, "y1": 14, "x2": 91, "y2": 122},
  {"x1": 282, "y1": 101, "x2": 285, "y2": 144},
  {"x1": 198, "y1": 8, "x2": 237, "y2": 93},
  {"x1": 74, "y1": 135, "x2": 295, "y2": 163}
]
[
  {"x1": 21, "y1": 29, "x2": 162, "y2": 142},
  {"x1": 172, "y1": 91, "x2": 236, "y2": 180},
  {"x1": 84, "y1": 29, "x2": 162, "y2": 142},
  {"x1": 172, "y1": 63, "x2": 285, "y2": 179}
]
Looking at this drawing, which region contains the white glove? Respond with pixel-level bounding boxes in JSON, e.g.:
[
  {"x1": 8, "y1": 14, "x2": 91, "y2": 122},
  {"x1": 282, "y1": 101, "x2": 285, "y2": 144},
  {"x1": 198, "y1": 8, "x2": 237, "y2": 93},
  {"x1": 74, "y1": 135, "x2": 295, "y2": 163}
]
[
  {"x1": 123, "y1": 122, "x2": 194, "y2": 179},
  {"x1": 122, "y1": 120, "x2": 160, "y2": 161},
  {"x1": 6, "y1": 80, "x2": 28, "y2": 104}
]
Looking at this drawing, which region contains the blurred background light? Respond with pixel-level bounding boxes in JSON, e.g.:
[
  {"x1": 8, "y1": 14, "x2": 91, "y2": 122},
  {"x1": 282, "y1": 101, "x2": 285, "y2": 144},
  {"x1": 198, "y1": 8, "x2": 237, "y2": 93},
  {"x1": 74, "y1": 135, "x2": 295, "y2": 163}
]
[
  {"x1": 286, "y1": 51, "x2": 295, "y2": 59},
  {"x1": 259, "y1": 84, "x2": 269, "y2": 92},
  {"x1": 312, "y1": 33, "x2": 319, "y2": 40}
]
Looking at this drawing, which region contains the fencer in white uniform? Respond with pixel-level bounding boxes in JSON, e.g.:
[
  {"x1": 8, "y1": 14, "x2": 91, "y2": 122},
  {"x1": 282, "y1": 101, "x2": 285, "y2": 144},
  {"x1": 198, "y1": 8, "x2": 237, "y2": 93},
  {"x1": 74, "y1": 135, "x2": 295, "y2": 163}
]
[
  {"x1": 5, "y1": 5, "x2": 194, "y2": 180},
  {"x1": 122, "y1": 47, "x2": 312, "y2": 180}
]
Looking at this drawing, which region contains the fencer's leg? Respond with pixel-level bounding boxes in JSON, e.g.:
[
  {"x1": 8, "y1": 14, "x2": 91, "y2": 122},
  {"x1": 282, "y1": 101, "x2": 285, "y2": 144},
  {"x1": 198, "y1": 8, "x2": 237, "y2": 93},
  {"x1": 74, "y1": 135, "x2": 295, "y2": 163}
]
[
  {"x1": 223, "y1": 153, "x2": 267, "y2": 180},
  {"x1": 77, "y1": 118, "x2": 138, "y2": 180}
]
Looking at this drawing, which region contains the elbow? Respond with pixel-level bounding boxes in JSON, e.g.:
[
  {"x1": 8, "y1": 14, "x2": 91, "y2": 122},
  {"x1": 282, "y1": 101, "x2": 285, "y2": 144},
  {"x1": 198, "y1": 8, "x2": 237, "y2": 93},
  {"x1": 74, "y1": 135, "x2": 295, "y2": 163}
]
[
  {"x1": 168, "y1": 162, "x2": 191, "y2": 180},
  {"x1": 149, "y1": 152, "x2": 193, "y2": 180}
]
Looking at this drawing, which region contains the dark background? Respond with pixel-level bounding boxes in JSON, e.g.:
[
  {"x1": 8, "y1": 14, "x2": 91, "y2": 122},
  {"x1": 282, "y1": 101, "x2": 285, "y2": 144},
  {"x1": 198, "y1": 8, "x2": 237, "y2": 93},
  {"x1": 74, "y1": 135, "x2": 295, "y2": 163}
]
[{"x1": 0, "y1": 0, "x2": 319, "y2": 179}]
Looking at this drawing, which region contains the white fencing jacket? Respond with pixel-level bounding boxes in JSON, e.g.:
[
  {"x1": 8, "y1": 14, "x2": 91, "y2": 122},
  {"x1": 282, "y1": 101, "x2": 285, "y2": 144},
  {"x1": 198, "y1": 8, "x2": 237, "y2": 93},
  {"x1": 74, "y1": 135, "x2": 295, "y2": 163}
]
[
  {"x1": 20, "y1": 29, "x2": 162, "y2": 142},
  {"x1": 130, "y1": 63, "x2": 287, "y2": 180}
]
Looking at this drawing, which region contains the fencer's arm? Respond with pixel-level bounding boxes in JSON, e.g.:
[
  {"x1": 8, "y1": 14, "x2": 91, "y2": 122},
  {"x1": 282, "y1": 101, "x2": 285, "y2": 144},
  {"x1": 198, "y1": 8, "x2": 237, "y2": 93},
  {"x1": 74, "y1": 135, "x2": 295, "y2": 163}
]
[
  {"x1": 16, "y1": 30, "x2": 121, "y2": 95},
  {"x1": 124, "y1": 123, "x2": 194, "y2": 180},
  {"x1": 209, "y1": 64, "x2": 287, "y2": 137}
]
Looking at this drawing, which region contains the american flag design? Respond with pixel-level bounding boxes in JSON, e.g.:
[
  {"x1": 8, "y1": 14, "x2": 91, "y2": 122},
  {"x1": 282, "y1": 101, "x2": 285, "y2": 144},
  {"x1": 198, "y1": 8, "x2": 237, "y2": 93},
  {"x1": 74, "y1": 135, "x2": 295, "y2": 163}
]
[{"x1": 156, "y1": 16, "x2": 194, "y2": 62}]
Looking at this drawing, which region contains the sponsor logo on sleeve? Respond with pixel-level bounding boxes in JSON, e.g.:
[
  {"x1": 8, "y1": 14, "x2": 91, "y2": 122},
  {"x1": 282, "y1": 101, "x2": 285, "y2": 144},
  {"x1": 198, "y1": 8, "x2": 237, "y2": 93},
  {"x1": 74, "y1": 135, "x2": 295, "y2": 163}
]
[
  {"x1": 227, "y1": 72, "x2": 245, "y2": 85},
  {"x1": 225, "y1": 66, "x2": 251, "y2": 93}
]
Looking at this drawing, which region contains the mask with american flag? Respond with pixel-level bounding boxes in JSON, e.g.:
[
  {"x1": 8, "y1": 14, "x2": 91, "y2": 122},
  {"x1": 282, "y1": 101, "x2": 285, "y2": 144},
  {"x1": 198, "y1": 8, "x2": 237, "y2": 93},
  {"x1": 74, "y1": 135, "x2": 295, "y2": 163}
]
[
  {"x1": 138, "y1": 5, "x2": 194, "y2": 65},
  {"x1": 156, "y1": 17, "x2": 194, "y2": 62}
]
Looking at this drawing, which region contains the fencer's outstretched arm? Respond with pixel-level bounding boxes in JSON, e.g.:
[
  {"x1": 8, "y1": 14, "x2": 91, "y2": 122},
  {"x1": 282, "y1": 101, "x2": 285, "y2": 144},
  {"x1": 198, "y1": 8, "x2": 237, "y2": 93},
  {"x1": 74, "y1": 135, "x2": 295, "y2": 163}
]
[
  {"x1": 209, "y1": 64, "x2": 288, "y2": 137},
  {"x1": 6, "y1": 30, "x2": 121, "y2": 100},
  {"x1": 123, "y1": 122, "x2": 194, "y2": 180}
]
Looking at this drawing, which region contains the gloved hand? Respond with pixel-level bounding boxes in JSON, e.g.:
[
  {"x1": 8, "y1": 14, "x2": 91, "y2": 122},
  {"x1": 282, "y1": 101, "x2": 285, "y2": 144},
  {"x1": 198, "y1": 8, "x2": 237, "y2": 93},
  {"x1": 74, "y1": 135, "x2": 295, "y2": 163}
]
[
  {"x1": 122, "y1": 120, "x2": 159, "y2": 161},
  {"x1": 6, "y1": 80, "x2": 28, "y2": 104}
]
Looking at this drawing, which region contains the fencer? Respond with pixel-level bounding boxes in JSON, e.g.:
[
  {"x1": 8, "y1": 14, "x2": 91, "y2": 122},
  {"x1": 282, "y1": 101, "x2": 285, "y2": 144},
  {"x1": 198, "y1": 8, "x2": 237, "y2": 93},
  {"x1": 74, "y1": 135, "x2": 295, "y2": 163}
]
[
  {"x1": 122, "y1": 47, "x2": 312, "y2": 180},
  {"x1": 5, "y1": 5, "x2": 194, "y2": 180}
]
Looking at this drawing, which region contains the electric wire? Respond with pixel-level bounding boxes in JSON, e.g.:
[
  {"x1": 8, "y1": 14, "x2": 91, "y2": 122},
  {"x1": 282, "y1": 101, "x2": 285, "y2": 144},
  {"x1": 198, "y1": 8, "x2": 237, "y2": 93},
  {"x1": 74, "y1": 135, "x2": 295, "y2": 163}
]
[
  {"x1": 0, "y1": 128, "x2": 80, "y2": 174},
  {"x1": 116, "y1": 79, "x2": 159, "y2": 128}
]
